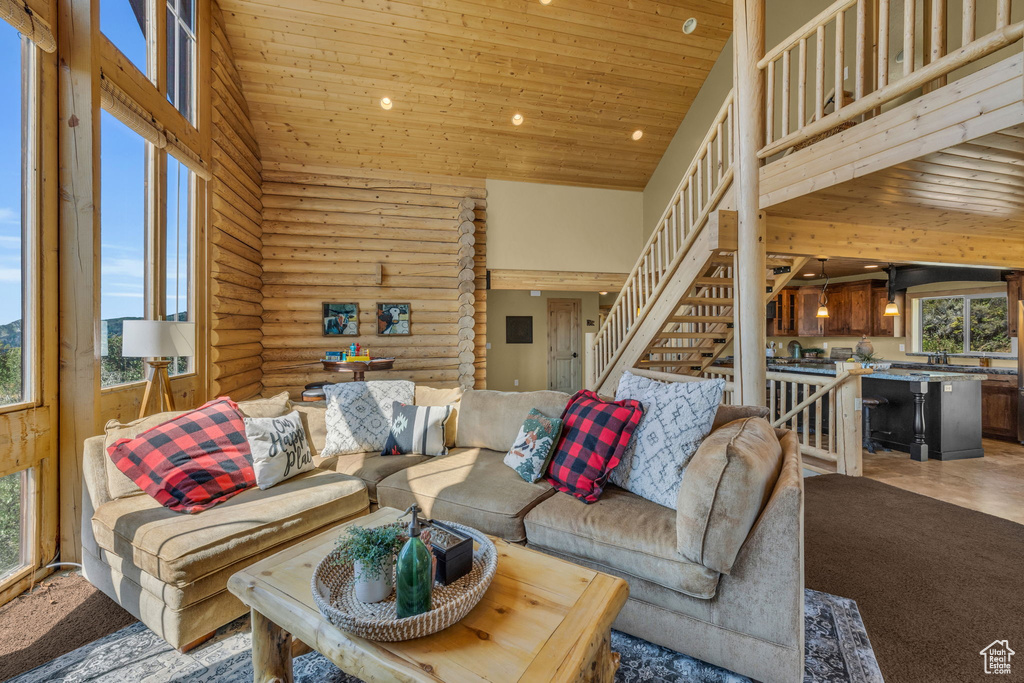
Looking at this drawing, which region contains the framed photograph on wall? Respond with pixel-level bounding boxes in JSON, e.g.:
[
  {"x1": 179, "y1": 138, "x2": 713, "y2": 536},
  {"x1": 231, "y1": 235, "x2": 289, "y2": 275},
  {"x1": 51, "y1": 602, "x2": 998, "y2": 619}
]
[
  {"x1": 322, "y1": 303, "x2": 359, "y2": 336},
  {"x1": 377, "y1": 303, "x2": 411, "y2": 336}
]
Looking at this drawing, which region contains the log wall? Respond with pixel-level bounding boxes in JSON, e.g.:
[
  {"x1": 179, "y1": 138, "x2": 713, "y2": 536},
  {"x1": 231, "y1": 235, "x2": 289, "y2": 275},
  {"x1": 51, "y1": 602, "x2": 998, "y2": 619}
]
[
  {"x1": 209, "y1": 1, "x2": 264, "y2": 400},
  {"x1": 258, "y1": 165, "x2": 487, "y2": 396}
]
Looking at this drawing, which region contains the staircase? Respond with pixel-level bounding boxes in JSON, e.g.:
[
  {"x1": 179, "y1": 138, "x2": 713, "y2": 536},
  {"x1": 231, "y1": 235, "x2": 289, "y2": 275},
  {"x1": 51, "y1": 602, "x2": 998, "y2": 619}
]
[{"x1": 589, "y1": 91, "x2": 805, "y2": 395}]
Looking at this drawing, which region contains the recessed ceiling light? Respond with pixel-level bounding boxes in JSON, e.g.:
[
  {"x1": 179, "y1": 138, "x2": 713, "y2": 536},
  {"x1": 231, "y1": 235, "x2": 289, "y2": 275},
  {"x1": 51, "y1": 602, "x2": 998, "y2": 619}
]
[
  {"x1": 512, "y1": 113, "x2": 524, "y2": 126},
  {"x1": 803, "y1": 273, "x2": 815, "y2": 277},
  {"x1": 682, "y1": 17, "x2": 698, "y2": 34},
  {"x1": 539, "y1": 0, "x2": 552, "y2": 4},
  {"x1": 380, "y1": 97, "x2": 393, "y2": 110},
  {"x1": 631, "y1": 130, "x2": 643, "y2": 141},
  {"x1": 864, "y1": 264, "x2": 879, "y2": 269},
  {"x1": 599, "y1": 291, "x2": 608, "y2": 295}
]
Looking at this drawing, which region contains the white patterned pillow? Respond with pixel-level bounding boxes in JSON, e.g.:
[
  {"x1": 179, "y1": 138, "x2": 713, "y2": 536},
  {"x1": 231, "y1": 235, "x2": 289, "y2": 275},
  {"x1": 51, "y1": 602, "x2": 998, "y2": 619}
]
[
  {"x1": 612, "y1": 372, "x2": 724, "y2": 509},
  {"x1": 245, "y1": 411, "x2": 315, "y2": 490},
  {"x1": 322, "y1": 381, "x2": 415, "y2": 456}
]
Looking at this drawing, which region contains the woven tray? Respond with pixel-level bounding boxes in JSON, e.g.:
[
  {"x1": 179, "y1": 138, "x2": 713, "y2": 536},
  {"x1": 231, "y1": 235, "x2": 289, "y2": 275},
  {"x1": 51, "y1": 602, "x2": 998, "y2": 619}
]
[{"x1": 311, "y1": 521, "x2": 498, "y2": 641}]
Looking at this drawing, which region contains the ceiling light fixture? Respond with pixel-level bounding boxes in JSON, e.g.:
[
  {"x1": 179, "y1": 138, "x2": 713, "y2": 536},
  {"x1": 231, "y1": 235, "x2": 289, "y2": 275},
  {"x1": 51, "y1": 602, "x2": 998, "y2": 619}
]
[
  {"x1": 540, "y1": 0, "x2": 552, "y2": 4},
  {"x1": 512, "y1": 113, "x2": 524, "y2": 126},
  {"x1": 864, "y1": 264, "x2": 879, "y2": 269},
  {"x1": 682, "y1": 17, "x2": 698, "y2": 34},
  {"x1": 380, "y1": 97, "x2": 393, "y2": 110},
  {"x1": 631, "y1": 130, "x2": 643, "y2": 141},
  {"x1": 815, "y1": 258, "x2": 831, "y2": 318},
  {"x1": 803, "y1": 273, "x2": 815, "y2": 277},
  {"x1": 884, "y1": 264, "x2": 901, "y2": 317},
  {"x1": 599, "y1": 291, "x2": 609, "y2": 295}
]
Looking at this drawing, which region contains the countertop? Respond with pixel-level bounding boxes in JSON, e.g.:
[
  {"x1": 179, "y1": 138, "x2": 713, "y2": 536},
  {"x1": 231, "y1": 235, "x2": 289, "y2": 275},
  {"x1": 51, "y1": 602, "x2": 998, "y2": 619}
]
[
  {"x1": 764, "y1": 361, "x2": 986, "y2": 382},
  {"x1": 761, "y1": 357, "x2": 1018, "y2": 377}
]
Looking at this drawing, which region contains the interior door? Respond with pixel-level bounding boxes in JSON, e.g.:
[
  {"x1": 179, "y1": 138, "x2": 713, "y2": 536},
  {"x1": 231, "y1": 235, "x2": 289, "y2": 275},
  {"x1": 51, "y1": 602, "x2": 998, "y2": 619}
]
[{"x1": 547, "y1": 299, "x2": 582, "y2": 393}]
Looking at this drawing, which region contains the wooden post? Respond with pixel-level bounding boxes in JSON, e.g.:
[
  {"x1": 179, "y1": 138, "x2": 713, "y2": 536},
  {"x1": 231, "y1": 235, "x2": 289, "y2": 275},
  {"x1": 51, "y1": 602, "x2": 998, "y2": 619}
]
[
  {"x1": 585, "y1": 332, "x2": 597, "y2": 391},
  {"x1": 57, "y1": 0, "x2": 102, "y2": 564},
  {"x1": 251, "y1": 610, "x2": 294, "y2": 683},
  {"x1": 834, "y1": 362, "x2": 864, "y2": 476},
  {"x1": 733, "y1": 0, "x2": 767, "y2": 406}
]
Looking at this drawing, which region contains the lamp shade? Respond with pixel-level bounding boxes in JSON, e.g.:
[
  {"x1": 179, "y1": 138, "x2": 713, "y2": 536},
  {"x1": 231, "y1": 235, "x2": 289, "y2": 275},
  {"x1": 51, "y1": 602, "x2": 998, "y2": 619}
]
[
  {"x1": 122, "y1": 320, "x2": 195, "y2": 358},
  {"x1": 883, "y1": 301, "x2": 900, "y2": 317},
  {"x1": 816, "y1": 305, "x2": 830, "y2": 318}
]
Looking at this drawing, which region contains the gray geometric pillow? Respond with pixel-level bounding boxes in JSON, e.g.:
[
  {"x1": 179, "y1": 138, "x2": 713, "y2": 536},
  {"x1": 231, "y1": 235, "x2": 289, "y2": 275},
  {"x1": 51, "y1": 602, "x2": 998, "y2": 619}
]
[
  {"x1": 612, "y1": 372, "x2": 724, "y2": 509},
  {"x1": 322, "y1": 381, "x2": 415, "y2": 456}
]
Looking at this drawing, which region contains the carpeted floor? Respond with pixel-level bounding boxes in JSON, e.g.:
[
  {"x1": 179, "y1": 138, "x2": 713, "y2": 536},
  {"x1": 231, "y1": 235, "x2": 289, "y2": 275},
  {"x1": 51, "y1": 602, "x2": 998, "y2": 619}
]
[
  {"x1": 1, "y1": 475, "x2": 1021, "y2": 681},
  {"x1": 804, "y1": 474, "x2": 1024, "y2": 682},
  {"x1": 0, "y1": 572, "x2": 136, "y2": 681}
]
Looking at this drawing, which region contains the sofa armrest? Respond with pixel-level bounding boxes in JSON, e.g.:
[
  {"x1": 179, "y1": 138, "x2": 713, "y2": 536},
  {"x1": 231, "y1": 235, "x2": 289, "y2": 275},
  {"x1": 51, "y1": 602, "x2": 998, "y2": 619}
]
[
  {"x1": 81, "y1": 435, "x2": 111, "y2": 558},
  {"x1": 710, "y1": 429, "x2": 804, "y2": 658}
]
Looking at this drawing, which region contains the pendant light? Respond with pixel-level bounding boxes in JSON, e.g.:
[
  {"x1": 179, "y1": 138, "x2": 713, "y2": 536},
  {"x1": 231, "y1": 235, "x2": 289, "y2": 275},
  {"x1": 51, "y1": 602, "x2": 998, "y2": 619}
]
[
  {"x1": 883, "y1": 264, "x2": 901, "y2": 316},
  {"x1": 815, "y1": 258, "x2": 830, "y2": 318}
]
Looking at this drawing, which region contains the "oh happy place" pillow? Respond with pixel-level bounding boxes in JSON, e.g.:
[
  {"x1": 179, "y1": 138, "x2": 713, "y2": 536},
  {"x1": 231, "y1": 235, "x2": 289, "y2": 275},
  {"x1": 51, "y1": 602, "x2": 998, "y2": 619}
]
[{"x1": 244, "y1": 411, "x2": 315, "y2": 490}]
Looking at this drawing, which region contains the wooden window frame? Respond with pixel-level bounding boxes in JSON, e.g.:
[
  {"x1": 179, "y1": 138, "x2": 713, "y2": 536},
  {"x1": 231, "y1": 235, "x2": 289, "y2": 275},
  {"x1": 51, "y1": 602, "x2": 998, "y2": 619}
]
[{"x1": 910, "y1": 288, "x2": 1015, "y2": 358}]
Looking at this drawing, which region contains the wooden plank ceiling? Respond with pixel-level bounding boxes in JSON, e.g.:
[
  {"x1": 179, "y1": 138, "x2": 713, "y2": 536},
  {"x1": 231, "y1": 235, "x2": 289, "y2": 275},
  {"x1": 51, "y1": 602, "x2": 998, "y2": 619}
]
[
  {"x1": 770, "y1": 125, "x2": 1024, "y2": 243},
  {"x1": 216, "y1": 0, "x2": 732, "y2": 189}
]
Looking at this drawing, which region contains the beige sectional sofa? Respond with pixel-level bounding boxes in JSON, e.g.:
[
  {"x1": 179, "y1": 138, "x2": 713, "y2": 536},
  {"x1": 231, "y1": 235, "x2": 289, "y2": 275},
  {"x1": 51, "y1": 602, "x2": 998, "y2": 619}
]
[{"x1": 82, "y1": 385, "x2": 803, "y2": 682}]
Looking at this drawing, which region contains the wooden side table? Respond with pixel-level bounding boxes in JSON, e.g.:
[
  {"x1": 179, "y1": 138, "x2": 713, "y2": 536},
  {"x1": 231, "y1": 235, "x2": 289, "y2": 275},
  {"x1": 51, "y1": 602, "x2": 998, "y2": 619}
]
[
  {"x1": 228, "y1": 507, "x2": 629, "y2": 683},
  {"x1": 321, "y1": 358, "x2": 395, "y2": 382}
]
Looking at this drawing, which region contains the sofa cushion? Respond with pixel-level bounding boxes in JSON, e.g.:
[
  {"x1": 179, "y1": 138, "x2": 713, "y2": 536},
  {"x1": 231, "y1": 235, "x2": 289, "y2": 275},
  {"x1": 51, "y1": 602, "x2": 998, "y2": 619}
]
[
  {"x1": 381, "y1": 402, "x2": 451, "y2": 456},
  {"x1": 245, "y1": 411, "x2": 315, "y2": 489},
  {"x1": 104, "y1": 410, "x2": 185, "y2": 500},
  {"x1": 236, "y1": 391, "x2": 291, "y2": 419},
  {"x1": 91, "y1": 468, "x2": 368, "y2": 585},
  {"x1": 524, "y1": 485, "x2": 720, "y2": 599},
  {"x1": 317, "y1": 452, "x2": 431, "y2": 502},
  {"x1": 546, "y1": 390, "x2": 644, "y2": 504},
  {"x1": 323, "y1": 381, "x2": 415, "y2": 456},
  {"x1": 676, "y1": 417, "x2": 783, "y2": 575},
  {"x1": 712, "y1": 404, "x2": 771, "y2": 432},
  {"x1": 414, "y1": 386, "x2": 462, "y2": 448},
  {"x1": 288, "y1": 400, "x2": 327, "y2": 456},
  {"x1": 612, "y1": 372, "x2": 724, "y2": 509},
  {"x1": 457, "y1": 389, "x2": 570, "y2": 452},
  {"x1": 107, "y1": 398, "x2": 256, "y2": 514},
  {"x1": 376, "y1": 447, "x2": 556, "y2": 542}
]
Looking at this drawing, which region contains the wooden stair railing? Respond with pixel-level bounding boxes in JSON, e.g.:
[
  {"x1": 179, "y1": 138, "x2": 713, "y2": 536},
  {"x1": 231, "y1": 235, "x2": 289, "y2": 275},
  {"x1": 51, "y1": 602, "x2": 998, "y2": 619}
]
[{"x1": 589, "y1": 93, "x2": 736, "y2": 394}]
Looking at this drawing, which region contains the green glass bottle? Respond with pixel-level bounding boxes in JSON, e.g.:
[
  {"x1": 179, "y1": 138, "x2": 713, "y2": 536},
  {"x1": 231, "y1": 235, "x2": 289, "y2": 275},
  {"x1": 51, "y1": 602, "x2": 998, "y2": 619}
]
[{"x1": 395, "y1": 505, "x2": 433, "y2": 618}]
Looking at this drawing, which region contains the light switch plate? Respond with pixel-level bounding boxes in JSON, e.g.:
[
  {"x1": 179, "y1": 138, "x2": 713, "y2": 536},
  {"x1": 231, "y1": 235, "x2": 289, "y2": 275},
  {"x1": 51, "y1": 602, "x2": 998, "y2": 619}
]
[
  {"x1": 485, "y1": 342, "x2": 491, "y2": 350},
  {"x1": 530, "y1": 291, "x2": 541, "y2": 296},
  {"x1": 899, "y1": 343, "x2": 905, "y2": 352},
  {"x1": 823, "y1": 342, "x2": 828, "y2": 348},
  {"x1": 514, "y1": 379, "x2": 519, "y2": 386}
]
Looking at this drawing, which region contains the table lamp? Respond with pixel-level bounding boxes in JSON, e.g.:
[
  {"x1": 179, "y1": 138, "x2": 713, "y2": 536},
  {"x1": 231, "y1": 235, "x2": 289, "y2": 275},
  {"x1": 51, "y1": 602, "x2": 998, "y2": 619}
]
[{"x1": 122, "y1": 320, "x2": 196, "y2": 419}]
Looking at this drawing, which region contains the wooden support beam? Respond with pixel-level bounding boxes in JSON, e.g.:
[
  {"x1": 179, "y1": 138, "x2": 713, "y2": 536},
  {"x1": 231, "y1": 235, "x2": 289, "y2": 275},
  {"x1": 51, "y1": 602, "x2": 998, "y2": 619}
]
[
  {"x1": 734, "y1": 0, "x2": 767, "y2": 405},
  {"x1": 488, "y1": 269, "x2": 626, "y2": 293},
  {"x1": 57, "y1": 0, "x2": 102, "y2": 564},
  {"x1": 766, "y1": 215, "x2": 1024, "y2": 268}
]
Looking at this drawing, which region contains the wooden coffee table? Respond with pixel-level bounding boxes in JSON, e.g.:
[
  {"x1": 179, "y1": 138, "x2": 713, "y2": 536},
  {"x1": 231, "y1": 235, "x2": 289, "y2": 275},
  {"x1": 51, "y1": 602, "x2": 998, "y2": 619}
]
[{"x1": 228, "y1": 507, "x2": 629, "y2": 683}]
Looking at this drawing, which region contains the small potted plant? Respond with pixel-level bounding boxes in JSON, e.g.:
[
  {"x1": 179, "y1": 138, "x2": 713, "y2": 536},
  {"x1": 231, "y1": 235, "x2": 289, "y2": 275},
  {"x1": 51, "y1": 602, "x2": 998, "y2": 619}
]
[
  {"x1": 335, "y1": 523, "x2": 405, "y2": 603},
  {"x1": 802, "y1": 347, "x2": 825, "y2": 359}
]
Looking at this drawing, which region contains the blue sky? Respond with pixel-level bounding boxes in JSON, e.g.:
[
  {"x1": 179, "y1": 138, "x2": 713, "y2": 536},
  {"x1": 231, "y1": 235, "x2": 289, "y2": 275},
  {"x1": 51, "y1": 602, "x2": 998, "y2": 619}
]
[{"x1": 0, "y1": 4, "x2": 186, "y2": 327}]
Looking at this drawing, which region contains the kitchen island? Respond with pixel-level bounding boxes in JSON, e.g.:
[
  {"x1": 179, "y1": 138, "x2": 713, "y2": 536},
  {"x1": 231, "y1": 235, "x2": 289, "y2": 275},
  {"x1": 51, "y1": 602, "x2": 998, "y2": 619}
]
[{"x1": 763, "y1": 361, "x2": 987, "y2": 461}]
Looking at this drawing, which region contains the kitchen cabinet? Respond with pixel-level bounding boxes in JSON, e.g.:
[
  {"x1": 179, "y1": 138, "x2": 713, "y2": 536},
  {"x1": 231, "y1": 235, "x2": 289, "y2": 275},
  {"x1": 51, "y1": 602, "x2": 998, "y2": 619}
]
[
  {"x1": 871, "y1": 285, "x2": 895, "y2": 336},
  {"x1": 771, "y1": 288, "x2": 799, "y2": 336},
  {"x1": 981, "y1": 376, "x2": 1019, "y2": 441},
  {"x1": 1007, "y1": 272, "x2": 1023, "y2": 337},
  {"x1": 845, "y1": 282, "x2": 873, "y2": 336},
  {"x1": 798, "y1": 287, "x2": 823, "y2": 337},
  {"x1": 823, "y1": 286, "x2": 849, "y2": 336}
]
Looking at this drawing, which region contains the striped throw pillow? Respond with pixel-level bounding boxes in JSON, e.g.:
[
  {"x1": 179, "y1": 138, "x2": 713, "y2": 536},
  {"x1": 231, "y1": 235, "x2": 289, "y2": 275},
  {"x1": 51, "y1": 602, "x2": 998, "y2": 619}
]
[{"x1": 381, "y1": 402, "x2": 452, "y2": 457}]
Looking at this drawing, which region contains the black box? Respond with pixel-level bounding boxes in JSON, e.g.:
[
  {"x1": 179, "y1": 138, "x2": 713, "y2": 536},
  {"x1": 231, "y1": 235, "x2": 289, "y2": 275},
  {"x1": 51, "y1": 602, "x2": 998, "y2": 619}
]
[{"x1": 429, "y1": 522, "x2": 473, "y2": 586}]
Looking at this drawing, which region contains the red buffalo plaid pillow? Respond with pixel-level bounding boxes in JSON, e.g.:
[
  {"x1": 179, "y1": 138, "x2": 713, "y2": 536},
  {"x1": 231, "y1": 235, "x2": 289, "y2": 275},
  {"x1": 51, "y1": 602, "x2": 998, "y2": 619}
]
[
  {"x1": 107, "y1": 397, "x2": 256, "y2": 514},
  {"x1": 546, "y1": 390, "x2": 644, "y2": 504}
]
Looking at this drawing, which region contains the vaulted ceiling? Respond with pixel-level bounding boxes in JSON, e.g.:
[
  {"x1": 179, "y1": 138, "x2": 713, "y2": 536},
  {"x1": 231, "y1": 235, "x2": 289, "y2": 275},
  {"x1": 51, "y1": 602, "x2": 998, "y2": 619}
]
[{"x1": 217, "y1": 0, "x2": 733, "y2": 189}]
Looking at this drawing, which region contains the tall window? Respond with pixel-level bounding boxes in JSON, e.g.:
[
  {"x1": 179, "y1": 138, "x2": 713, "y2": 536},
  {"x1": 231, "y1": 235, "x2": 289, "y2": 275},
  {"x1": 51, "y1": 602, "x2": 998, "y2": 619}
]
[
  {"x1": 0, "y1": 471, "x2": 24, "y2": 580},
  {"x1": 100, "y1": 111, "x2": 148, "y2": 388},
  {"x1": 101, "y1": 0, "x2": 149, "y2": 76},
  {"x1": 166, "y1": 156, "x2": 193, "y2": 376},
  {"x1": 167, "y1": 0, "x2": 196, "y2": 123},
  {"x1": 0, "y1": 25, "x2": 26, "y2": 408},
  {"x1": 919, "y1": 293, "x2": 1012, "y2": 355}
]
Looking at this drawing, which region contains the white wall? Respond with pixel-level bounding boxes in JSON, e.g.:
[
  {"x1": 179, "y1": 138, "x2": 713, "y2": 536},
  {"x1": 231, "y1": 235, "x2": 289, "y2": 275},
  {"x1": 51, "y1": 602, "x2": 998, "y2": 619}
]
[{"x1": 486, "y1": 179, "x2": 644, "y2": 273}]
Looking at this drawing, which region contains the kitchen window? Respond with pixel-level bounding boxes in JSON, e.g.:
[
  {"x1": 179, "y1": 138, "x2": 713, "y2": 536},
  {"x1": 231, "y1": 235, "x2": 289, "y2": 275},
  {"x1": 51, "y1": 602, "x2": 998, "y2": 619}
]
[{"x1": 918, "y1": 293, "x2": 1013, "y2": 356}]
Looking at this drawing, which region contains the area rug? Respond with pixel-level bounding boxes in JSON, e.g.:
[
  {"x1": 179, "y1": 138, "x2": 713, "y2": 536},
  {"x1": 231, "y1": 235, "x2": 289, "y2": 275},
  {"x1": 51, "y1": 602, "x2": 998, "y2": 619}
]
[
  {"x1": 804, "y1": 474, "x2": 1024, "y2": 683},
  {"x1": 7, "y1": 589, "x2": 881, "y2": 683}
]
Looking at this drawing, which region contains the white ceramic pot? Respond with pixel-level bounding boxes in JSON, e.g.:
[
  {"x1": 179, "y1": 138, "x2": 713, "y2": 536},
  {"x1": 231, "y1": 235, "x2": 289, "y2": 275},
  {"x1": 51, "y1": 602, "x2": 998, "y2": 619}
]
[{"x1": 353, "y1": 558, "x2": 394, "y2": 603}]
